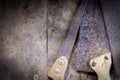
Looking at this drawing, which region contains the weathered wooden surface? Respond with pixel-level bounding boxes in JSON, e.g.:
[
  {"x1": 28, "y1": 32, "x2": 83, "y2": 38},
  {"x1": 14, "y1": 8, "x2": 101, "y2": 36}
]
[
  {"x1": 100, "y1": 0, "x2": 120, "y2": 78},
  {"x1": 0, "y1": 0, "x2": 98, "y2": 80},
  {"x1": 76, "y1": 0, "x2": 110, "y2": 72}
]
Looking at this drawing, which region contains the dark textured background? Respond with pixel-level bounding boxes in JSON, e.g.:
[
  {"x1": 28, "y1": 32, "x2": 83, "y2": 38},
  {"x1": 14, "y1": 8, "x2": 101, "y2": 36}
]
[{"x1": 0, "y1": 0, "x2": 120, "y2": 80}]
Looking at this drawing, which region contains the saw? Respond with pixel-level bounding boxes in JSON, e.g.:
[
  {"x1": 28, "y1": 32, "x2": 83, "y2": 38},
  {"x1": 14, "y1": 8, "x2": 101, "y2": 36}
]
[
  {"x1": 76, "y1": 0, "x2": 112, "y2": 79},
  {"x1": 100, "y1": 0, "x2": 120, "y2": 78},
  {"x1": 47, "y1": 0, "x2": 88, "y2": 80}
]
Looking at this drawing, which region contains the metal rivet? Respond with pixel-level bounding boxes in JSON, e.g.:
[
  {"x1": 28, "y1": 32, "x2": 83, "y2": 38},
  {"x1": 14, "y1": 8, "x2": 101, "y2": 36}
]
[
  {"x1": 34, "y1": 74, "x2": 38, "y2": 80},
  {"x1": 104, "y1": 56, "x2": 109, "y2": 60},
  {"x1": 59, "y1": 60, "x2": 64, "y2": 65},
  {"x1": 55, "y1": 69, "x2": 60, "y2": 75},
  {"x1": 92, "y1": 61, "x2": 97, "y2": 67}
]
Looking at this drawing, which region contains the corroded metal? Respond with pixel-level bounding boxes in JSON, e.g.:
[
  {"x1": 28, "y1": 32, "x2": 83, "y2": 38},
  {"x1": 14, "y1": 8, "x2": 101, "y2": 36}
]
[
  {"x1": 100, "y1": 0, "x2": 120, "y2": 77},
  {"x1": 48, "y1": 0, "x2": 88, "y2": 79},
  {"x1": 57, "y1": 0, "x2": 88, "y2": 60},
  {"x1": 76, "y1": 0, "x2": 110, "y2": 72}
]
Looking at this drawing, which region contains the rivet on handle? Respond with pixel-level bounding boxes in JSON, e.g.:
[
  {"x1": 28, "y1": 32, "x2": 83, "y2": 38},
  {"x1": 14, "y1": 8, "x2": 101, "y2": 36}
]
[
  {"x1": 90, "y1": 52, "x2": 112, "y2": 80},
  {"x1": 48, "y1": 56, "x2": 68, "y2": 80}
]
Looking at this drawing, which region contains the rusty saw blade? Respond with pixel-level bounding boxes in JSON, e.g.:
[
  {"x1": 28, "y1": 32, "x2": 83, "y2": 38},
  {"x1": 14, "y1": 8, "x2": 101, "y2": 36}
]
[
  {"x1": 76, "y1": 0, "x2": 111, "y2": 72},
  {"x1": 47, "y1": 0, "x2": 88, "y2": 80},
  {"x1": 100, "y1": 0, "x2": 120, "y2": 77}
]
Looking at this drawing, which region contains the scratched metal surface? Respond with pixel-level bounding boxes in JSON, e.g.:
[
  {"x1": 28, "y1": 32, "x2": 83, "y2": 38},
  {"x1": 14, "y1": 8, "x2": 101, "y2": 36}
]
[
  {"x1": 0, "y1": 0, "x2": 47, "y2": 80},
  {"x1": 100, "y1": 0, "x2": 120, "y2": 77},
  {"x1": 76, "y1": 0, "x2": 110, "y2": 72}
]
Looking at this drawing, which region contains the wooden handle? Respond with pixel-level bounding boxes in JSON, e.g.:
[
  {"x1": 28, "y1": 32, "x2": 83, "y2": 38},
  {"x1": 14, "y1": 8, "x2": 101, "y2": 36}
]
[
  {"x1": 90, "y1": 52, "x2": 112, "y2": 80},
  {"x1": 47, "y1": 56, "x2": 68, "y2": 80}
]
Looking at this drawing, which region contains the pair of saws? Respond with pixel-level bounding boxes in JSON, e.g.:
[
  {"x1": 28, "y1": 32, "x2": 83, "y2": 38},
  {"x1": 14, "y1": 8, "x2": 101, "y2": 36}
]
[{"x1": 48, "y1": 0, "x2": 120, "y2": 80}]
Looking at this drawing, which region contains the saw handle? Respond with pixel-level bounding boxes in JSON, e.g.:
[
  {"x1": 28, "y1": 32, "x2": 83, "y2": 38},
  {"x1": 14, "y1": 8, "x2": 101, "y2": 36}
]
[
  {"x1": 47, "y1": 56, "x2": 68, "y2": 80},
  {"x1": 90, "y1": 52, "x2": 112, "y2": 80}
]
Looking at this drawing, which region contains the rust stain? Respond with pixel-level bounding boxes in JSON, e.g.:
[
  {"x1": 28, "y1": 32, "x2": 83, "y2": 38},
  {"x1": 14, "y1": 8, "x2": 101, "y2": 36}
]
[{"x1": 76, "y1": 0, "x2": 110, "y2": 72}]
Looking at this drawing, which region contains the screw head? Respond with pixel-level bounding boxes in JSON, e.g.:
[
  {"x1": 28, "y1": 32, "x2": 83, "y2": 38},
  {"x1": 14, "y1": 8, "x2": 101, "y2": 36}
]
[
  {"x1": 104, "y1": 56, "x2": 109, "y2": 60},
  {"x1": 55, "y1": 69, "x2": 60, "y2": 75},
  {"x1": 92, "y1": 61, "x2": 97, "y2": 67},
  {"x1": 59, "y1": 60, "x2": 64, "y2": 65}
]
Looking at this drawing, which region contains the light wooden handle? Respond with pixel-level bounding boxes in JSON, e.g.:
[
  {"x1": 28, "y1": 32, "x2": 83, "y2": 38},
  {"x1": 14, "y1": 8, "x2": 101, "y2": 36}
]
[
  {"x1": 47, "y1": 56, "x2": 68, "y2": 80},
  {"x1": 90, "y1": 52, "x2": 112, "y2": 80}
]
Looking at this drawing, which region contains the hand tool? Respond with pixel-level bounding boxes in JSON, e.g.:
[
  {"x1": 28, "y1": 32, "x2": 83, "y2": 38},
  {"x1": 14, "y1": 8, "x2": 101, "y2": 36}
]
[
  {"x1": 76, "y1": 0, "x2": 111, "y2": 72},
  {"x1": 47, "y1": 0, "x2": 88, "y2": 80},
  {"x1": 100, "y1": 0, "x2": 120, "y2": 77}
]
